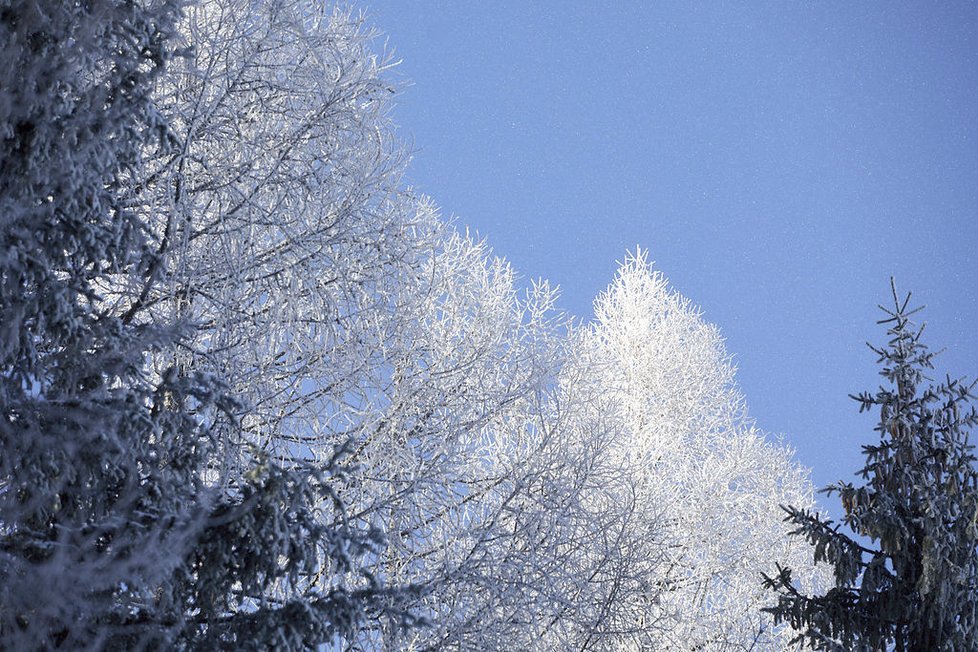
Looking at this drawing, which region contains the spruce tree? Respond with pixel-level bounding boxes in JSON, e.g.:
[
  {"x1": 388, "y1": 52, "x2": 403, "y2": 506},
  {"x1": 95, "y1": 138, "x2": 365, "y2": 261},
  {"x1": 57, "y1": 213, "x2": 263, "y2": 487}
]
[{"x1": 763, "y1": 281, "x2": 978, "y2": 651}]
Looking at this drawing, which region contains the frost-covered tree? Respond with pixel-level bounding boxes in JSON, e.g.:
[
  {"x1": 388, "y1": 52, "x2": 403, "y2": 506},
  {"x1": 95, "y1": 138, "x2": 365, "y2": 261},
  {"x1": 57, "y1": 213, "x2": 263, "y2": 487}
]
[
  {"x1": 0, "y1": 1, "x2": 193, "y2": 644},
  {"x1": 52, "y1": 1, "x2": 830, "y2": 648},
  {"x1": 116, "y1": 3, "x2": 621, "y2": 647},
  {"x1": 764, "y1": 282, "x2": 978, "y2": 651},
  {"x1": 124, "y1": 0, "x2": 535, "y2": 640},
  {"x1": 558, "y1": 250, "x2": 825, "y2": 650},
  {"x1": 126, "y1": 0, "x2": 437, "y2": 453},
  {"x1": 0, "y1": 1, "x2": 412, "y2": 648}
]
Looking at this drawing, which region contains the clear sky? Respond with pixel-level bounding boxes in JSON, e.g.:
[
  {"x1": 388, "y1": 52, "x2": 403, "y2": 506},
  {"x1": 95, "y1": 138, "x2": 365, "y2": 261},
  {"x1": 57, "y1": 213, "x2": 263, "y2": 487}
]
[{"x1": 365, "y1": 1, "x2": 978, "y2": 520}]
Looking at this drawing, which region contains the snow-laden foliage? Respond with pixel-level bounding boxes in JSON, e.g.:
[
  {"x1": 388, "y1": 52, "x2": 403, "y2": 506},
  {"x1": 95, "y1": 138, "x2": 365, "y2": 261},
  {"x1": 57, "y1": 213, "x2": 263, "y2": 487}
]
[
  {"x1": 555, "y1": 250, "x2": 826, "y2": 650},
  {"x1": 764, "y1": 282, "x2": 978, "y2": 651},
  {"x1": 122, "y1": 0, "x2": 435, "y2": 456},
  {"x1": 114, "y1": 1, "x2": 617, "y2": 647},
  {"x1": 0, "y1": 1, "x2": 193, "y2": 645},
  {"x1": 0, "y1": 1, "x2": 416, "y2": 648},
  {"x1": 1, "y1": 0, "x2": 829, "y2": 648},
  {"x1": 105, "y1": 0, "x2": 826, "y2": 646}
]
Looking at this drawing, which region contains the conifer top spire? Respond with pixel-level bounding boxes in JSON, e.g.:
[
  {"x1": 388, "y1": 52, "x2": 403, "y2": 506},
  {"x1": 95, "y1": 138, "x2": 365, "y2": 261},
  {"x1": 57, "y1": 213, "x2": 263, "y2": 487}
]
[{"x1": 764, "y1": 280, "x2": 978, "y2": 651}]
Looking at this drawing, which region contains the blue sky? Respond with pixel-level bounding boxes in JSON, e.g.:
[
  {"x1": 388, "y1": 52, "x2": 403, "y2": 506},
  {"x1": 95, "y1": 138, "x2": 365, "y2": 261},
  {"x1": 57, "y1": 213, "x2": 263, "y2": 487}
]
[{"x1": 366, "y1": 1, "x2": 978, "y2": 520}]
